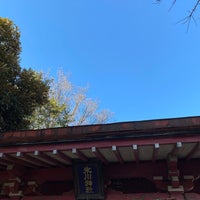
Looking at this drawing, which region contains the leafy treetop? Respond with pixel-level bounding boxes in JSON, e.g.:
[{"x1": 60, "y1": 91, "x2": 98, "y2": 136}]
[{"x1": 0, "y1": 18, "x2": 49, "y2": 132}]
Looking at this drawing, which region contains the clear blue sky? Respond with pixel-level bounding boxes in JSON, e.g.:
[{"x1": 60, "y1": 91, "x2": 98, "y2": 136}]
[{"x1": 1, "y1": 0, "x2": 200, "y2": 123}]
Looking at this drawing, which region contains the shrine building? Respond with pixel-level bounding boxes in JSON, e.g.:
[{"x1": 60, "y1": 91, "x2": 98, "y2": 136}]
[{"x1": 0, "y1": 116, "x2": 200, "y2": 200}]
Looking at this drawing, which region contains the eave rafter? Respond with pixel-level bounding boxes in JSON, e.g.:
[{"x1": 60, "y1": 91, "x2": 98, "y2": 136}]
[
  {"x1": 186, "y1": 142, "x2": 199, "y2": 161},
  {"x1": 0, "y1": 153, "x2": 13, "y2": 166},
  {"x1": 72, "y1": 148, "x2": 88, "y2": 161},
  {"x1": 91, "y1": 147, "x2": 108, "y2": 164},
  {"x1": 52, "y1": 150, "x2": 72, "y2": 165},
  {"x1": 132, "y1": 144, "x2": 139, "y2": 163},
  {"x1": 152, "y1": 143, "x2": 160, "y2": 163},
  {"x1": 4, "y1": 153, "x2": 37, "y2": 168},
  {"x1": 112, "y1": 145, "x2": 123, "y2": 164},
  {"x1": 31, "y1": 150, "x2": 55, "y2": 167},
  {"x1": 0, "y1": 135, "x2": 198, "y2": 168},
  {"x1": 0, "y1": 135, "x2": 199, "y2": 155},
  {"x1": 22, "y1": 153, "x2": 50, "y2": 167},
  {"x1": 34, "y1": 151, "x2": 66, "y2": 167},
  {"x1": 16, "y1": 152, "x2": 44, "y2": 168},
  {"x1": 170, "y1": 142, "x2": 182, "y2": 156}
]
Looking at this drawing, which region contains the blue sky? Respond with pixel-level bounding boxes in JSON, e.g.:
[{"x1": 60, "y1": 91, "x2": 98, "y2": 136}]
[{"x1": 1, "y1": 0, "x2": 200, "y2": 123}]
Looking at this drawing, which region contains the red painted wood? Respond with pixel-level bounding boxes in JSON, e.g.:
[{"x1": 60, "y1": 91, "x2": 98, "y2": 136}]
[
  {"x1": 23, "y1": 153, "x2": 50, "y2": 167},
  {"x1": 24, "y1": 167, "x2": 73, "y2": 184},
  {"x1": 179, "y1": 159, "x2": 200, "y2": 176},
  {"x1": 22, "y1": 196, "x2": 74, "y2": 200},
  {"x1": 15, "y1": 193, "x2": 200, "y2": 200},
  {"x1": 112, "y1": 148, "x2": 123, "y2": 164},
  {"x1": 38, "y1": 152, "x2": 65, "y2": 167},
  {"x1": 92, "y1": 148, "x2": 108, "y2": 164},
  {"x1": 186, "y1": 142, "x2": 199, "y2": 161},
  {"x1": 22, "y1": 191, "x2": 75, "y2": 200},
  {"x1": 0, "y1": 159, "x2": 199, "y2": 186},
  {"x1": 105, "y1": 189, "x2": 174, "y2": 200},
  {"x1": 0, "y1": 136, "x2": 199, "y2": 154},
  {"x1": 152, "y1": 145, "x2": 159, "y2": 163},
  {"x1": 105, "y1": 162, "x2": 168, "y2": 180},
  {"x1": 56, "y1": 151, "x2": 72, "y2": 164},
  {"x1": 0, "y1": 198, "x2": 20, "y2": 200},
  {"x1": 7, "y1": 191, "x2": 199, "y2": 200},
  {"x1": 0, "y1": 117, "x2": 200, "y2": 143},
  {"x1": 74, "y1": 149, "x2": 88, "y2": 161},
  {"x1": 170, "y1": 193, "x2": 185, "y2": 200},
  {"x1": 2, "y1": 116, "x2": 200, "y2": 146},
  {"x1": 133, "y1": 148, "x2": 139, "y2": 163},
  {"x1": 185, "y1": 193, "x2": 200, "y2": 200},
  {"x1": 4, "y1": 154, "x2": 37, "y2": 168}
]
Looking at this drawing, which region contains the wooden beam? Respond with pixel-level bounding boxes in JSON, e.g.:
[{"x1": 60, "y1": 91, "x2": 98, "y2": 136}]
[
  {"x1": 27, "y1": 167, "x2": 73, "y2": 183},
  {"x1": 0, "y1": 153, "x2": 13, "y2": 166},
  {"x1": 32, "y1": 150, "x2": 55, "y2": 167},
  {"x1": 91, "y1": 147, "x2": 108, "y2": 164},
  {"x1": 105, "y1": 161, "x2": 168, "y2": 179},
  {"x1": 36, "y1": 151, "x2": 66, "y2": 167},
  {"x1": 0, "y1": 136, "x2": 199, "y2": 154},
  {"x1": 72, "y1": 148, "x2": 88, "y2": 161},
  {"x1": 152, "y1": 143, "x2": 160, "y2": 163},
  {"x1": 170, "y1": 142, "x2": 182, "y2": 156},
  {"x1": 22, "y1": 153, "x2": 50, "y2": 167},
  {"x1": 186, "y1": 142, "x2": 199, "y2": 161},
  {"x1": 15, "y1": 152, "x2": 45, "y2": 168},
  {"x1": 52, "y1": 150, "x2": 72, "y2": 164},
  {"x1": 4, "y1": 154, "x2": 37, "y2": 168},
  {"x1": 112, "y1": 146, "x2": 123, "y2": 164},
  {"x1": 132, "y1": 144, "x2": 139, "y2": 164},
  {"x1": 0, "y1": 161, "x2": 9, "y2": 167}
]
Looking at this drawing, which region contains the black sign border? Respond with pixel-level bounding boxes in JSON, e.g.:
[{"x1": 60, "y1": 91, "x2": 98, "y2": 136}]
[{"x1": 73, "y1": 160, "x2": 104, "y2": 200}]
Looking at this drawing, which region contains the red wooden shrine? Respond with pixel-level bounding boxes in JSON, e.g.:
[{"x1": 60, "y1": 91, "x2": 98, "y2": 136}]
[{"x1": 0, "y1": 116, "x2": 200, "y2": 200}]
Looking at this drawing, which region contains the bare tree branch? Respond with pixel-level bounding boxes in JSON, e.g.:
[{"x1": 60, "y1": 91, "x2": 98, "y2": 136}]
[
  {"x1": 168, "y1": 0, "x2": 176, "y2": 11},
  {"x1": 157, "y1": 0, "x2": 200, "y2": 30}
]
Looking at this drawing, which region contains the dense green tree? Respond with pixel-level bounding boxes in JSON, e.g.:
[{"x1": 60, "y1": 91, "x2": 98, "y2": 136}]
[
  {"x1": 0, "y1": 18, "x2": 49, "y2": 132},
  {"x1": 29, "y1": 97, "x2": 71, "y2": 129},
  {"x1": 0, "y1": 17, "x2": 112, "y2": 131}
]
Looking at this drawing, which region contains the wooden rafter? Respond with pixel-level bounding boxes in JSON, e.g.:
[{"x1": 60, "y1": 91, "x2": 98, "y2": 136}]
[
  {"x1": 186, "y1": 142, "x2": 199, "y2": 161},
  {"x1": 72, "y1": 148, "x2": 88, "y2": 161},
  {"x1": 91, "y1": 147, "x2": 108, "y2": 164},
  {"x1": 0, "y1": 136, "x2": 199, "y2": 155},
  {"x1": 152, "y1": 143, "x2": 160, "y2": 163},
  {"x1": 170, "y1": 142, "x2": 182, "y2": 156},
  {"x1": 52, "y1": 150, "x2": 72, "y2": 164},
  {"x1": 15, "y1": 152, "x2": 49, "y2": 168},
  {"x1": 22, "y1": 153, "x2": 50, "y2": 167},
  {"x1": 112, "y1": 146, "x2": 123, "y2": 164},
  {"x1": 4, "y1": 154, "x2": 37, "y2": 168},
  {"x1": 0, "y1": 153, "x2": 13, "y2": 166},
  {"x1": 36, "y1": 152, "x2": 66, "y2": 167},
  {"x1": 132, "y1": 144, "x2": 139, "y2": 164}
]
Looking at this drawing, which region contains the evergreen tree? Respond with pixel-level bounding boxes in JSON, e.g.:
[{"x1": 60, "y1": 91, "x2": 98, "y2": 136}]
[{"x1": 0, "y1": 18, "x2": 49, "y2": 132}]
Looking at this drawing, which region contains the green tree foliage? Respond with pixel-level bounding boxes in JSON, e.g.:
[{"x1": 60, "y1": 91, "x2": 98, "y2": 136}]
[
  {"x1": 29, "y1": 97, "x2": 71, "y2": 129},
  {"x1": 29, "y1": 70, "x2": 113, "y2": 129},
  {"x1": 0, "y1": 18, "x2": 49, "y2": 132},
  {"x1": 0, "y1": 17, "x2": 112, "y2": 131}
]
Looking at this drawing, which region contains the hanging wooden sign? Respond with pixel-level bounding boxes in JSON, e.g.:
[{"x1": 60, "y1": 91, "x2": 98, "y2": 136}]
[{"x1": 73, "y1": 161, "x2": 104, "y2": 200}]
